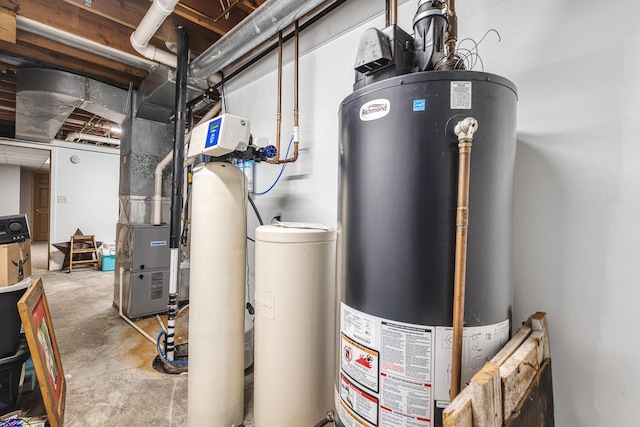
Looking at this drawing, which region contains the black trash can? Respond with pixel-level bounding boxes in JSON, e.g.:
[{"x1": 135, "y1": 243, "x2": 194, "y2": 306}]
[
  {"x1": 0, "y1": 278, "x2": 32, "y2": 359},
  {"x1": 0, "y1": 337, "x2": 30, "y2": 414}
]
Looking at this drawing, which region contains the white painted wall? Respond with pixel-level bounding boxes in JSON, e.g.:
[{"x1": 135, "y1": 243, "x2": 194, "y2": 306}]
[
  {"x1": 0, "y1": 164, "x2": 20, "y2": 215},
  {"x1": 19, "y1": 167, "x2": 32, "y2": 216},
  {"x1": 49, "y1": 141, "x2": 119, "y2": 269},
  {"x1": 224, "y1": 0, "x2": 640, "y2": 425}
]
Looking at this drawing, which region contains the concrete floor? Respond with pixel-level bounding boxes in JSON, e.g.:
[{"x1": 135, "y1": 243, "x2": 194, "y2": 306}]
[{"x1": 27, "y1": 241, "x2": 254, "y2": 426}]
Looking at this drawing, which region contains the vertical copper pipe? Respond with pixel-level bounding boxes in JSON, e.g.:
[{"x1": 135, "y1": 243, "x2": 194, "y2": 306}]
[
  {"x1": 269, "y1": 23, "x2": 299, "y2": 164},
  {"x1": 290, "y1": 20, "x2": 299, "y2": 162},
  {"x1": 294, "y1": 20, "x2": 299, "y2": 129},
  {"x1": 268, "y1": 31, "x2": 284, "y2": 164},
  {"x1": 450, "y1": 118, "x2": 478, "y2": 400},
  {"x1": 388, "y1": 0, "x2": 397, "y2": 26}
]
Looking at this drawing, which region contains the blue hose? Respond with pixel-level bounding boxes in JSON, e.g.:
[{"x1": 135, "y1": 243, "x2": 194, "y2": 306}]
[
  {"x1": 157, "y1": 330, "x2": 188, "y2": 366},
  {"x1": 252, "y1": 136, "x2": 294, "y2": 196}
]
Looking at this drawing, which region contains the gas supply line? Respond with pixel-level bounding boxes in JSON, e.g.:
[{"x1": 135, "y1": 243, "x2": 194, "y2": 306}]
[{"x1": 450, "y1": 116, "x2": 478, "y2": 400}]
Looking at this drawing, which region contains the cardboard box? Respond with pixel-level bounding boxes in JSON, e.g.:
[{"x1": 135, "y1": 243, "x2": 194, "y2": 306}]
[{"x1": 0, "y1": 240, "x2": 31, "y2": 287}]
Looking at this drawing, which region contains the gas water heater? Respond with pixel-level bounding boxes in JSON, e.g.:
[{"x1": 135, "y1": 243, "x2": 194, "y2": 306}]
[{"x1": 335, "y1": 4, "x2": 517, "y2": 427}]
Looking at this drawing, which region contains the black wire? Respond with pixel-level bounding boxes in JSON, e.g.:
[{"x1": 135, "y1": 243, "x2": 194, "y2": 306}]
[{"x1": 248, "y1": 193, "x2": 264, "y2": 226}]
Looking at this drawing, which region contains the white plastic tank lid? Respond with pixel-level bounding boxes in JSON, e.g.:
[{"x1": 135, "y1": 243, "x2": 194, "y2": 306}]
[
  {"x1": 0, "y1": 277, "x2": 32, "y2": 293},
  {"x1": 255, "y1": 223, "x2": 336, "y2": 243}
]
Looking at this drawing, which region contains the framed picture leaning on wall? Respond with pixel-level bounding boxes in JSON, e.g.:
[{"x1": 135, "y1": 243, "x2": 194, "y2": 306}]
[{"x1": 17, "y1": 277, "x2": 66, "y2": 427}]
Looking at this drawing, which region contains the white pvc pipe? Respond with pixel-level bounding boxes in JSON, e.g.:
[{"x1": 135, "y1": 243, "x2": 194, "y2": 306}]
[
  {"x1": 188, "y1": 162, "x2": 246, "y2": 427},
  {"x1": 66, "y1": 132, "x2": 121, "y2": 146},
  {"x1": 130, "y1": 0, "x2": 179, "y2": 68},
  {"x1": 153, "y1": 102, "x2": 222, "y2": 225},
  {"x1": 16, "y1": 16, "x2": 157, "y2": 72}
]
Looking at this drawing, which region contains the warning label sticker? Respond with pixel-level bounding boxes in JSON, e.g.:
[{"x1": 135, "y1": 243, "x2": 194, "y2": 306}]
[
  {"x1": 339, "y1": 400, "x2": 375, "y2": 427},
  {"x1": 342, "y1": 334, "x2": 379, "y2": 392},
  {"x1": 342, "y1": 304, "x2": 376, "y2": 347},
  {"x1": 379, "y1": 321, "x2": 433, "y2": 427},
  {"x1": 450, "y1": 81, "x2": 472, "y2": 109},
  {"x1": 433, "y1": 319, "x2": 510, "y2": 404},
  {"x1": 340, "y1": 374, "x2": 379, "y2": 425}
]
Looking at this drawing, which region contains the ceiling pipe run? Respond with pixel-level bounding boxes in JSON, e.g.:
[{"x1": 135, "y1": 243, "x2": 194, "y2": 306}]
[
  {"x1": 189, "y1": 0, "x2": 329, "y2": 80},
  {"x1": 16, "y1": 16, "x2": 158, "y2": 72},
  {"x1": 130, "y1": 0, "x2": 179, "y2": 68},
  {"x1": 65, "y1": 132, "x2": 121, "y2": 146}
]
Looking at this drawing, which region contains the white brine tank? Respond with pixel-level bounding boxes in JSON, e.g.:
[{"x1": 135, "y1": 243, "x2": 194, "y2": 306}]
[{"x1": 254, "y1": 224, "x2": 336, "y2": 426}]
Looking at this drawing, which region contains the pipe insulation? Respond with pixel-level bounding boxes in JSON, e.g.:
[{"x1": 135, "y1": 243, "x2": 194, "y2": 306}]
[
  {"x1": 130, "y1": 0, "x2": 178, "y2": 67},
  {"x1": 189, "y1": 0, "x2": 328, "y2": 79},
  {"x1": 188, "y1": 162, "x2": 247, "y2": 427},
  {"x1": 15, "y1": 16, "x2": 157, "y2": 72}
]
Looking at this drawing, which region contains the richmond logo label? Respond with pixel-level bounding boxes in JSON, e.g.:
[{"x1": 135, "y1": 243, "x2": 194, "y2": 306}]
[{"x1": 359, "y1": 99, "x2": 390, "y2": 121}]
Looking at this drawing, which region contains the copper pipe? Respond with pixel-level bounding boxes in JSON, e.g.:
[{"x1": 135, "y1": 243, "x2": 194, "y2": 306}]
[
  {"x1": 268, "y1": 30, "x2": 284, "y2": 164},
  {"x1": 450, "y1": 117, "x2": 478, "y2": 400},
  {"x1": 386, "y1": 0, "x2": 397, "y2": 26},
  {"x1": 269, "y1": 22, "x2": 299, "y2": 164},
  {"x1": 445, "y1": 0, "x2": 458, "y2": 55}
]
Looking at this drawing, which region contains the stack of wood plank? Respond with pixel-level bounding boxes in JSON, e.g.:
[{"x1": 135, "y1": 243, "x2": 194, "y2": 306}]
[{"x1": 443, "y1": 312, "x2": 554, "y2": 427}]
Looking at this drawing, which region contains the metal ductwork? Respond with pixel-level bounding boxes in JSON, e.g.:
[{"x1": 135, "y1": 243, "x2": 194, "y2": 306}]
[
  {"x1": 16, "y1": 17, "x2": 157, "y2": 73},
  {"x1": 189, "y1": 0, "x2": 329, "y2": 79},
  {"x1": 135, "y1": 65, "x2": 208, "y2": 122},
  {"x1": 136, "y1": 0, "x2": 332, "y2": 121},
  {"x1": 16, "y1": 68, "x2": 129, "y2": 142}
]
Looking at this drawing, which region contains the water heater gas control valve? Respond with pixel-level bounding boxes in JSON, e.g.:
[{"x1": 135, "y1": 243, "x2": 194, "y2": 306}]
[{"x1": 188, "y1": 114, "x2": 251, "y2": 158}]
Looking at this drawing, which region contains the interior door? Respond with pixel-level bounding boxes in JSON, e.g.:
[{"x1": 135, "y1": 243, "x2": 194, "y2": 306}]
[{"x1": 32, "y1": 172, "x2": 50, "y2": 241}]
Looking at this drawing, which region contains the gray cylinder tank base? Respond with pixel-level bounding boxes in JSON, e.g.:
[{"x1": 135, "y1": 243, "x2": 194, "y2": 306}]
[{"x1": 336, "y1": 71, "x2": 517, "y2": 427}]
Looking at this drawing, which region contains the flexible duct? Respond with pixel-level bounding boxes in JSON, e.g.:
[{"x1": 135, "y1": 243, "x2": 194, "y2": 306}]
[
  {"x1": 189, "y1": 0, "x2": 328, "y2": 79},
  {"x1": 15, "y1": 16, "x2": 157, "y2": 72},
  {"x1": 188, "y1": 162, "x2": 246, "y2": 427},
  {"x1": 130, "y1": 0, "x2": 178, "y2": 68}
]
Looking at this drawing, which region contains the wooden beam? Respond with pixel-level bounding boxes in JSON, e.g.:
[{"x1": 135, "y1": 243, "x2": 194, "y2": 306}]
[
  {"x1": 1, "y1": 0, "x2": 139, "y2": 54},
  {"x1": 0, "y1": 80, "x2": 15, "y2": 94},
  {"x1": 60, "y1": 0, "x2": 218, "y2": 54},
  {"x1": 0, "y1": 39, "x2": 142, "y2": 88},
  {"x1": 17, "y1": 30, "x2": 149, "y2": 80},
  {"x1": 175, "y1": 0, "x2": 247, "y2": 35},
  {"x1": 0, "y1": 7, "x2": 16, "y2": 43}
]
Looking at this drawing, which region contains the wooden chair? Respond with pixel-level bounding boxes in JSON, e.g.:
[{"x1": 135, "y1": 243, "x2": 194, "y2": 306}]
[{"x1": 68, "y1": 234, "x2": 101, "y2": 272}]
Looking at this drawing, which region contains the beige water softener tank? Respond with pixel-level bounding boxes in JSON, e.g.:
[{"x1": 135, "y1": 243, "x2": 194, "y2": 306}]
[
  {"x1": 188, "y1": 162, "x2": 246, "y2": 427},
  {"x1": 254, "y1": 224, "x2": 336, "y2": 426}
]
